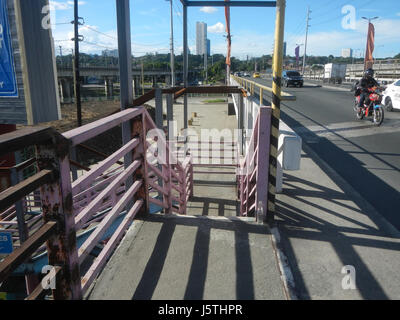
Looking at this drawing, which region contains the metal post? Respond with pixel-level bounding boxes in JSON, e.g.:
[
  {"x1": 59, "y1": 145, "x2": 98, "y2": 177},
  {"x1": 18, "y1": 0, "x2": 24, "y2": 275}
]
[
  {"x1": 255, "y1": 107, "x2": 271, "y2": 223},
  {"x1": 183, "y1": 3, "x2": 188, "y2": 151},
  {"x1": 116, "y1": 0, "x2": 134, "y2": 172},
  {"x1": 37, "y1": 143, "x2": 82, "y2": 300},
  {"x1": 155, "y1": 88, "x2": 163, "y2": 130},
  {"x1": 267, "y1": 0, "x2": 286, "y2": 224},
  {"x1": 73, "y1": 0, "x2": 82, "y2": 127},
  {"x1": 168, "y1": 0, "x2": 175, "y2": 87},
  {"x1": 167, "y1": 94, "x2": 174, "y2": 140},
  {"x1": 238, "y1": 94, "x2": 244, "y2": 155},
  {"x1": 302, "y1": 6, "x2": 310, "y2": 75}
]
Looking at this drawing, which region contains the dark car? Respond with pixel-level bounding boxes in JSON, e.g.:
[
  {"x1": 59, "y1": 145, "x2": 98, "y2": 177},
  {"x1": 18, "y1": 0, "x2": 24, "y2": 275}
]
[{"x1": 282, "y1": 70, "x2": 304, "y2": 87}]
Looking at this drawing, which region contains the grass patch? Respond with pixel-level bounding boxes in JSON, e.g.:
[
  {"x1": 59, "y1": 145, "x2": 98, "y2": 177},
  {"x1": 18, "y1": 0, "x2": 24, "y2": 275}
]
[{"x1": 202, "y1": 98, "x2": 227, "y2": 104}]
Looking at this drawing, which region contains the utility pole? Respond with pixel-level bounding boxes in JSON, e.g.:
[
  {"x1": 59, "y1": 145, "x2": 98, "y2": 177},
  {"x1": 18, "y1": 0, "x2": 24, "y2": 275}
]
[
  {"x1": 59, "y1": 46, "x2": 63, "y2": 67},
  {"x1": 302, "y1": 6, "x2": 311, "y2": 75},
  {"x1": 72, "y1": 0, "x2": 83, "y2": 127},
  {"x1": 204, "y1": 52, "x2": 208, "y2": 83},
  {"x1": 141, "y1": 61, "x2": 145, "y2": 95},
  {"x1": 166, "y1": 0, "x2": 175, "y2": 87}
]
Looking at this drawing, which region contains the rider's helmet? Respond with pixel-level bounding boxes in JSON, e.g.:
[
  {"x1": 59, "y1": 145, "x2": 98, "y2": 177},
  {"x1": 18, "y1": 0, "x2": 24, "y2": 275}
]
[{"x1": 364, "y1": 68, "x2": 374, "y2": 79}]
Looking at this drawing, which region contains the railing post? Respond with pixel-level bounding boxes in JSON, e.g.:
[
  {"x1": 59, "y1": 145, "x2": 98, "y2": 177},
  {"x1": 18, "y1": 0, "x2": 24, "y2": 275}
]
[
  {"x1": 239, "y1": 161, "x2": 245, "y2": 216},
  {"x1": 189, "y1": 157, "x2": 194, "y2": 197},
  {"x1": 36, "y1": 140, "x2": 82, "y2": 300},
  {"x1": 132, "y1": 112, "x2": 149, "y2": 215},
  {"x1": 255, "y1": 107, "x2": 272, "y2": 223},
  {"x1": 163, "y1": 145, "x2": 172, "y2": 214},
  {"x1": 179, "y1": 165, "x2": 187, "y2": 215}
]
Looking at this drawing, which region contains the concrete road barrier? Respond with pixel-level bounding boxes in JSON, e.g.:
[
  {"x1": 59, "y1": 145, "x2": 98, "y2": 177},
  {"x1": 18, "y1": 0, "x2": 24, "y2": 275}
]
[{"x1": 277, "y1": 120, "x2": 302, "y2": 193}]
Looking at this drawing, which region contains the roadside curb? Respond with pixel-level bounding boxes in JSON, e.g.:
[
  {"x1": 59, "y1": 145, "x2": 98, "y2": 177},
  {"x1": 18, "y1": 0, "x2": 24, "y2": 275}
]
[
  {"x1": 269, "y1": 226, "x2": 298, "y2": 300},
  {"x1": 301, "y1": 142, "x2": 400, "y2": 239}
]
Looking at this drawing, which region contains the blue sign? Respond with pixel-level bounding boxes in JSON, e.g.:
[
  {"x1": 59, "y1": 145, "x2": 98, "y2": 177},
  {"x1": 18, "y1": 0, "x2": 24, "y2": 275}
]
[
  {"x1": 0, "y1": 0, "x2": 18, "y2": 98},
  {"x1": 0, "y1": 231, "x2": 13, "y2": 254}
]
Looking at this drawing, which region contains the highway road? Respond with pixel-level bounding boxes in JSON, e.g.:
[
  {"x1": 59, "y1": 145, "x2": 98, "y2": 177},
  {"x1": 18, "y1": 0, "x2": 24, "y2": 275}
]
[{"x1": 255, "y1": 78, "x2": 400, "y2": 231}]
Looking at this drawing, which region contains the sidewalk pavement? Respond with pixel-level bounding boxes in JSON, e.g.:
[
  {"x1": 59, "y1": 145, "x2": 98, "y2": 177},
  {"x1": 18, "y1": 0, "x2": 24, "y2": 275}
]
[{"x1": 275, "y1": 143, "x2": 400, "y2": 300}]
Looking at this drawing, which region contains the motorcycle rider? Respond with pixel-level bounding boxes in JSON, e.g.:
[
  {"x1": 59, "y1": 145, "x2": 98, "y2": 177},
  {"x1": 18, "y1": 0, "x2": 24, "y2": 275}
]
[{"x1": 355, "y1": 68, "x2": 379, "y2": 113}]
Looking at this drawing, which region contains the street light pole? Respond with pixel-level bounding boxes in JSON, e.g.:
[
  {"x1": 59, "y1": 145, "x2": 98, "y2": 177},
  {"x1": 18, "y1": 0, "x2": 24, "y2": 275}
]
[
  {"x1": 302, "y1": 6, "x2": 311, "y2": 75},
  {"x1": 166, "y1": 0, "x2": 175, "y2": 87}
]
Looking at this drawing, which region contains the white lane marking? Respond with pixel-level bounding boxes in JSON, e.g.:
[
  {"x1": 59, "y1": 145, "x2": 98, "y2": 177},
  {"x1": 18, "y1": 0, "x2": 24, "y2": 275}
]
[
  {"x1": 294, "y1": 119, "x2": 400, "y2": 139},
  {"x1": 304, "y1": 81, "x2": 352, "y2": 92}
]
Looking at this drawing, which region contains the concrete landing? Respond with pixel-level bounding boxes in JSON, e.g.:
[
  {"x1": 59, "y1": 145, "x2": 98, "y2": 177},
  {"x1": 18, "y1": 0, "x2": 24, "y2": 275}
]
[{"x1": 87, "y1": 214, "x2": 287, "y2": 300}]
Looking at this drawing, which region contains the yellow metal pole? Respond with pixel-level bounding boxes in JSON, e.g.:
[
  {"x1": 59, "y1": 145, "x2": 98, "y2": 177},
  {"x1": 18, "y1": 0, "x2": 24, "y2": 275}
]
[
  {"x1": 267, "y1": 0, "x2": 286, "y2": 223},
  {"x1": 260, "y1": 88, "x2": 263, "y2": 106}
]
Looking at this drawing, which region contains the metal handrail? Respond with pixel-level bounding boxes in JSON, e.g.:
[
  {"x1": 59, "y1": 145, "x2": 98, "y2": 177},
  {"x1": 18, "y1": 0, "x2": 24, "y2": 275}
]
[{"x1": 231, "y1": 75, "x2": 296, "y2": 101}]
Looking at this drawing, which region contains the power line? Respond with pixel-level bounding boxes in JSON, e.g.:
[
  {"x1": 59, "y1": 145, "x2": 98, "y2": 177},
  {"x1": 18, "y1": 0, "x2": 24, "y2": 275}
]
[{"x1": 84, "y1": 25, "x2": 117, "y2": 40}]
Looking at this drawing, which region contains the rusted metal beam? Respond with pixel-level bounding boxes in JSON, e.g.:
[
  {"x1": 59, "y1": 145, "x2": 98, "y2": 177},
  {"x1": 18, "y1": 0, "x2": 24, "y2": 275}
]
[
  {"x1": 186, "y1": 86, "x2": 242, "y2": 94},
  {"x1": 174, "y1": 88, "x2": 187, "y2": 100},
  {"x1": 0, "y1": 170, "x2": 54, "y2": 213},
  {"x1": 0, "y1": 127, "x2": 69, "y2": 157},
  {"x1": 131, "y1": 89, "x2": 156, "y2": 106},
  {"x1": 0, "y1": 222, "x2": 57, "y2": 284},
  {"x1": 69, "y1": 159, "x2": 90, "y2": 171},
  {"x1": 162, "y1": 87, "x2": 184, "y2": 94}
]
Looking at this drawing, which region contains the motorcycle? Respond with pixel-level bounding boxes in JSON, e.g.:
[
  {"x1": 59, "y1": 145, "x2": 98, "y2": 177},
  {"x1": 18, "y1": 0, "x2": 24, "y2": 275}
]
[{"x1": 353, "y1": 86, "x2": 384, "y2": 126}]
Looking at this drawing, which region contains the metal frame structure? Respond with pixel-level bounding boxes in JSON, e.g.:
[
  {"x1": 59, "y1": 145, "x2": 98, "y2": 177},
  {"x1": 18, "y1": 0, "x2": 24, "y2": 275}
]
[{"x1": 178, "y1": 0, "x2": 285, "y2": 223}]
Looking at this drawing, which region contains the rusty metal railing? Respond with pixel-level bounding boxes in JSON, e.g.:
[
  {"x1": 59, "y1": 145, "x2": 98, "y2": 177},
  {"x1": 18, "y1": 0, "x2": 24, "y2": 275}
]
[
  {"x1": 0, "y1": 105, "x2": 194, "y2": 299},
  {"x1": 0, "y1": 127, "x2": 82, "y2": 299}
]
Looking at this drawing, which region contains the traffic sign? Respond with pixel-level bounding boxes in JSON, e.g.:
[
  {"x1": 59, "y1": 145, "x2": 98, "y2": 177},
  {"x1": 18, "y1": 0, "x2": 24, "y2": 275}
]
[
  {"x1": 0, "y1": 0, "x2": 18, "y2": 98},
  {"x1": 0, "y1": 231, "x2": 13, "y2": 254}
]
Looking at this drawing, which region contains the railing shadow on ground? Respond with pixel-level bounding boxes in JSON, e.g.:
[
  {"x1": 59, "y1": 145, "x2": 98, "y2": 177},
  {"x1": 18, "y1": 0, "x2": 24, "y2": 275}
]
[
  {"x1": 187, "y1": 196, "x2": 239, "y2": 217},
  {"x1": 275, "y1": 172, "x2": 400, "y2": 300},
  {"x1": 279, "y1": 102, "x2": 400, "y2": 231},
  {"x1": 130, "y1": 215, "x2": 272, "y2": 300}
]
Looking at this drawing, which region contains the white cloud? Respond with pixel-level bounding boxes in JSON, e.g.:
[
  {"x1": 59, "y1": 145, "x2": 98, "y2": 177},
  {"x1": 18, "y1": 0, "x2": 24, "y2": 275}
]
[
  {"x1": 50, "y1": 1, "x2": 85, "y2": 10},
  {"x1": 396, "y1": 12, "x2": 400, "y2": 16},
  {"x1": 200, "y1": 7, "x2": 217, "y2": 14},
  {"x1": 208, "y1": 22, "x2": 225, "y2": 34},
  {"x1": 285, "y1": 18, "x2": 400, "y2": 58}
]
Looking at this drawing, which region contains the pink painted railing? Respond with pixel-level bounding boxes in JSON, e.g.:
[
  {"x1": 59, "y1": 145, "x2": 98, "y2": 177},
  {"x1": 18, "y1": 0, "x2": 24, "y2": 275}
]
[
  {"x1": 0, "y1": 106, "x2": 194, "y2": 299},
  {"x1": 143, "y1": 111, "x2": 193, "y2": 215},
  {"x1": 64, "y1": 106, "x2": 193, "y2": 295},
  {"x1": 238, "y1": 106, "x2": 272, "y2": 220}
]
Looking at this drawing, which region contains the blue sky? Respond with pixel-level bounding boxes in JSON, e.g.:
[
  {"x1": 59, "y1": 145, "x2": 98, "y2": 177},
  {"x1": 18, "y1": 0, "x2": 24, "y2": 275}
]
[{"x1": 50, "y1": 0, "x2": 400, "y2": 59}]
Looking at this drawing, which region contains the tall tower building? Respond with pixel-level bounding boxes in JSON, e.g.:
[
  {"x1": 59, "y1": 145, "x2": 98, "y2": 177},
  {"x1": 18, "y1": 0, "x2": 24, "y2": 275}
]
[
  {"x1": 196, "y1": 22, "x2": 207, "y2": 56},
  {"x1": 341, "y1": 48, "x2": 353, "y2": 58}
]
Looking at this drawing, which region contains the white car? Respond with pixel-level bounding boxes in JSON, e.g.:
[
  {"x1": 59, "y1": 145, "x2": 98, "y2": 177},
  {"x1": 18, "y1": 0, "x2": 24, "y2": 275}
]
[{"x1": 382, "y1": 79, "x2": 400, "y2": 111}]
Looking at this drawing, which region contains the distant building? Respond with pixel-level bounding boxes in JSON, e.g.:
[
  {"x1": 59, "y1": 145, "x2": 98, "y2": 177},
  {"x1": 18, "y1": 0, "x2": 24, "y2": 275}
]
[
  {"x1": 196, "y1": 22, "x2": 207, "y2": 56},
  {"x1": 207, "y1": 39, "x2": 210, "y2": 56},
  {"x1": 102, "y1": 49, "x2": 119, "y2": 57},
  {"x1": 283, "y1": 42, "x2": 287, "y2": 57},
  {"x1": 341, "y1": 48, "x2": 353, "y2": 58}
]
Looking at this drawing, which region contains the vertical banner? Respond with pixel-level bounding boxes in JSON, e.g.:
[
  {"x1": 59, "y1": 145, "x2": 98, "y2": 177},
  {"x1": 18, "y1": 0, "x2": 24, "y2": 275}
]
[
  {"x1": 225, "y1": 0, "x2": 231, "y2": 67},
  {"x1": 0, "y1": 0, "x2": 18, "y2": 98},
  {"x1": 295, "y1": 45, "x2": 300, "y2": 69},
  {"x1": 364, "y1": 22, "x2": 375, "y2": 70}
]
